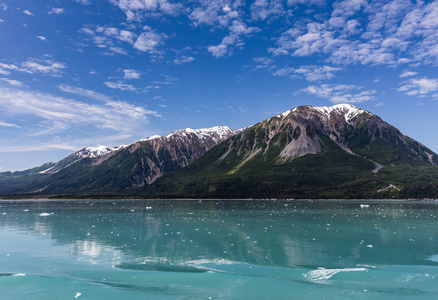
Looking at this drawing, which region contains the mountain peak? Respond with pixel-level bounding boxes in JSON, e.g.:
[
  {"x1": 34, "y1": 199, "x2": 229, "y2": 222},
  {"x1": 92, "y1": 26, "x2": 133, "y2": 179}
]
[
  {"x1": 275, "y1": 104, "x2": 367, "y2": 122},
  {"x1": 310, "y1": 104, "x2": 367, "y2": 121},
  {"x1": 166, "y1": 126, "x2": 234, "y2": 141}
]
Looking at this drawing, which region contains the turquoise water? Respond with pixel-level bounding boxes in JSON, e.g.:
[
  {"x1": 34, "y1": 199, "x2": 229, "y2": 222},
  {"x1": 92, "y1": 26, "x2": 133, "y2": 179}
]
[{"x1": 1, "y1": 200, "x2": 438, "y2": 299}]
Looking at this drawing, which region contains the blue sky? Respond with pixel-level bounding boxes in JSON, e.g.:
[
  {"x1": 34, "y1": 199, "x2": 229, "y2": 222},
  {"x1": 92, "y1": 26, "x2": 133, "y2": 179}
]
[{"x1": 1, "y1": 0, "x2": 438, "y2": 171}]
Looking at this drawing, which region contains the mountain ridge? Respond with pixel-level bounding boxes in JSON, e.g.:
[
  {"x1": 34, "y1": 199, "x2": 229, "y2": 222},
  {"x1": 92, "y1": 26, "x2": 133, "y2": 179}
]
[{"x1": 1, "y1": 104, "x2": 438, "y2": 199}]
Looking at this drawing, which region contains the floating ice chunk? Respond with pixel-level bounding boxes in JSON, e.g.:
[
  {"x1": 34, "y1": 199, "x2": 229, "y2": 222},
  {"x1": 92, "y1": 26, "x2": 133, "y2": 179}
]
[
  {"x1": 360, "y1": 204, "x2": 370, "y2": 208},
  {"x1": 39, "y1": 213, "x2": 51, "y2": 216},
  {"x1": 75, "y1": 292, "x2": 81, "y2": 298},
  {"x1": 367, "y1": 245, "x2": 373, "y2": 248}
]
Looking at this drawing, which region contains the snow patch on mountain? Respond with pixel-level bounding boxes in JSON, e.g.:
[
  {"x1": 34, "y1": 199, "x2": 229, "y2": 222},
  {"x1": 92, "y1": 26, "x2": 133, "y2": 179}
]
[
  {"x1": 166, "y1": 126, "x2": 236, "y2": 142},
  {"x1": 312, "y1": 104, "x2": 367, "y2": 122},
  {"x1": 81, "y1": 145, "x2": 125, "y2": 159},
  {"x1": 141, "y1": 135, "x2": 161, "y2": 142}
]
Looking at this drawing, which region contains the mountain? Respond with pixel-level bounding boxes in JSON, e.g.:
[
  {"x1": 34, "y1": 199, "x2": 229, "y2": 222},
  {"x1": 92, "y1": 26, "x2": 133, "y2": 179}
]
[
  {"x1": 39, "y1": 145, "x2": 126, "y2": 175},
  {"x1": 2, "y1": 104, "x2": 438, "y2": 199},
  {"x1": 28, "y1": 126, "x2": 238, "y2": 194},
  {"x1": 140, "y1": 104, "x2": 438, "y2": 199}
]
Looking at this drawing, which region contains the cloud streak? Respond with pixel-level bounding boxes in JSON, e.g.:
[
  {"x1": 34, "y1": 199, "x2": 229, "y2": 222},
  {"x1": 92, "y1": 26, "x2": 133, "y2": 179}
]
[
  {"x1": 0, "y1": 86, "x2": 159, "y2": 141},
  {"x1": 297, "y1": 84, "x2": 376, "y2": 103}
]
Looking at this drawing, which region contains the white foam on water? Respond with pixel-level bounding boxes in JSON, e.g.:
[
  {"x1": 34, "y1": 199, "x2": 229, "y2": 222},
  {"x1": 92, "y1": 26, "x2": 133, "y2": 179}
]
[
  {"x1": 185, "y1": 258, "x2": 237, "y2": 273},
  {"x1": 186, "y1": 258, "x2": 236, "y2": 266},
  {"x1": 13, "y1": 273, "x2": 26, "y2": 276},
  {"x1": 305, "y1": 267, "x2": 367, "y2": 281},
  {"x1": 75, "y1": 292, "x2": 82, "y2": 298},
  {"x1": 39, "y1": 213, "x2": 51, "y2": 216}
]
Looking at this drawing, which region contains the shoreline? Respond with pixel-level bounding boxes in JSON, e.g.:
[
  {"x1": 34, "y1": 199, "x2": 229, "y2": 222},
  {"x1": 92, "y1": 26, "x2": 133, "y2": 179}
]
[{"x1": 1, "y1": 198, "x2": 437, "y2": 203}]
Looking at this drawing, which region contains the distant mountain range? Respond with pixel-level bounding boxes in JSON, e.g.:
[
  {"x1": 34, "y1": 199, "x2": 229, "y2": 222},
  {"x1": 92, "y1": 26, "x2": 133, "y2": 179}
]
[{"x1": 2, "y1": 104, "x2": 438, "y2": 199}]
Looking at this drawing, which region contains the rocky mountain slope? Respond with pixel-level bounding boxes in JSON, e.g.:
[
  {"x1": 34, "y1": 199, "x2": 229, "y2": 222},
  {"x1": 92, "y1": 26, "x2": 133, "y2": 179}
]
[
  {"x1": 30, "y1": 126, "x2": 239, "y2": 194},
  {"x1": 141, "y1": 104, "x2": 438, "y2": 199},
  {"x1": 2, "y1": 104, "x2": 438, "y2": 199}
]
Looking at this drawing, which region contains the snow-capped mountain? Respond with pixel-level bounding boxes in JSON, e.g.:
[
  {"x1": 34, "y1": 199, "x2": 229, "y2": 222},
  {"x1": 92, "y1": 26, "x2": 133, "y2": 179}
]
[
  {"x1": 38, "y1": 145, "x2": 126, "y2": 174},
  {"x1": 37, "y1": 126, "x2": 237, "y2": 177},
  {"x1": 233, "y1": 103, "x2": 437, "y2": 166},
  {"x1": 27, "y1": 125, "x2": 239, "y2": 193},
  {"x1": 2, "y1": 104, "x2": 438, "y2": 199}
]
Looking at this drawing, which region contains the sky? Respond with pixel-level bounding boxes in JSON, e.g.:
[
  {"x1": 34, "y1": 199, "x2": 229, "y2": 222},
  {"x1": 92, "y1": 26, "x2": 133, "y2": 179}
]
[{"x1": 1, "y1": 0, "x2": 438, "y2": 171}]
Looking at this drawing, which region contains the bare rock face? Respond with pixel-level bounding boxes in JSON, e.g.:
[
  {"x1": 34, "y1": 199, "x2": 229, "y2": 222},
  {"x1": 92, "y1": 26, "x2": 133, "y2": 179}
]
[
  {"x1": 100, "y1": 126, "x2": 239, "y2": 187},
  {"x1": 215, "y1": 104, "x2": 438, "y2": 171}
]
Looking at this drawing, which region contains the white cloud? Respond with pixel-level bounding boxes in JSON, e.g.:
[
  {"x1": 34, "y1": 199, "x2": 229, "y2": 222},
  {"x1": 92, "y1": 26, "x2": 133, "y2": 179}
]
[
  {"x1": 0, "y1": 78, "x2": 25, "y2": 87},
  {"x1": 48, "y1": 7, "x2": 65, "y2": 14},
  {"x1": 21, "y1": 59, "x2": 66, "y2": 76},
  {"x1": 104, "y1": 81, "x2": 137, "y2": 91},
  {"x1": 0, "y1": 59, "x2": 66, "y2": 77},
  {"x1": 208, "y1": 44, "x2": 228, "y2": 57},
  {"x1": 253, "y1": 57, "x2": 274, "y2": 69},
  {"x1": 400, "y1": 70, "x2": 418, "y2": 78},
  {"x1": 189, "y1": 0, "x2": 241, "y2": 27},
  {"x1": 58, "y1": 84, "x2": 109, "y2": 102},
  {"x1": 0, "y1": 121, "x2": 20, "y2": 128},
  {"x1": 23, "y1": 10, "x2": 34, "y2": 16},
  {"x1": 274, "y1": 65, "x2": 343, "y2": 81},
  {"x1": 36, "y1": 36, "x2": 46, "y2": 41},
  {"x1": 74, "y1": 0, "x2": 91, "y2": 4},
  {"x1": 110, "y1": 0, "x2": 183, "y2": 21},
  {"x1": 0, "y1": 86, "x2": 158, "y2": 137},
  {"x1": 133, "y1": 27, "x2": 167, "y2": 53},
  {"x1": 398, "y1": 77, "x2": 438, "y2": 97},
  {"x1": 250, "y1": 0, "x2": 287, "y2": 21},
  {"x1": 269, "y1": 0, "x2": 438, "y2": 66},
  {"x1": 208, "y1": 20, "x2": 260, "y2": 57},
  {"x1": 123, "y1": 69, "x2": 141, "y2": 79},
  {"x1": 174, "y1": 56, "x2": 195, "y2": 65},
  {"x1": 0, "y1": 19, "x2": 4, "y2": 23},
  {"x1": 80, "y1": 26, "x2": 137, "y2": 55},
  {"x1": 297, "y1": 83, "x2": 376, "y2": 103},
  {"x1": 107, "y1": 46, "x2": 128, "y2": 55}
]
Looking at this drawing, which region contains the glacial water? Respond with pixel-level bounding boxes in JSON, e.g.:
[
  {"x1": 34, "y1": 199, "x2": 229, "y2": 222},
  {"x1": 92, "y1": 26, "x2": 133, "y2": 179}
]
[{"x1": 1, "y1": 200, "x2": 438, "y2": 299}]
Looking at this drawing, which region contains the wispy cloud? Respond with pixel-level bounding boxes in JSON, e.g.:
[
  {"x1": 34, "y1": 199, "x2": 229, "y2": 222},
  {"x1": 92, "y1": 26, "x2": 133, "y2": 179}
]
[
  {"x1": 400, "y1": 70, "x2": 418, "y2": 78},
  {"x1": 0, "y1": 86, "x2": 159, "y2": 148},
  {"x1": 297, "y1": 84, "x2": 376, "y2": 103},
  {"x1": 208, "y1": 20, "x2": 260, "y2": 57},
  {"x1": 0, "y1": 121, "x2": 20, "y2": 128},
  {"x1": 274, "y1": 65, "x2": 343, "y2": 81},
  {"x1": 79, "y1": 26, "x2": 136, "y2": 55},
  {"x1": 269, "y1": 0, "x2": 438, "y2": 66},
  {"x1": 133, "y1": 26, "x2": 167, "y2": 53},
  {"x1": 23, "y1": 10, "x2": 34, "y2": 16},
  {"x1": 48, "y1": 7, "x2": 64, "y2": 14},
  {"x1": 110, "y1": 0, "x2": 184, "y2": 21},
  {"x1": 123, "y1": 69, "x2": 141, "y2": 79},
  {"x1": 36, "y1": 36, "x2": 46, "y2": 41},
  {"x1": 74, "y1": 0, "x2": 91, "y2": 5},
  {"x1": 250, "y1": 0, "x2": 287, "y2": 21},
  {"x1": 398, "y1": 77, "x2": 438, "y2": 98},
  {"x1": 0, "y1": 58, "x2": 66, "y2": 77},
  {"x1": 104, "y1": 81, "x2": 137, "y2": 91},
  {"x1": 174, "y1": 56, "x2": 195, "y2": 65},
  {"x1": 0, "y1": 78, "x2": 25, "y2": 87}
]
